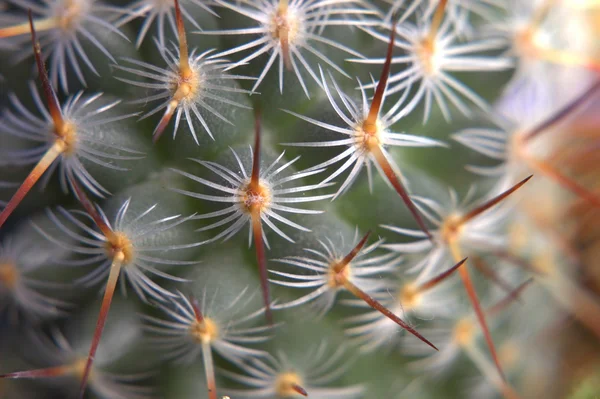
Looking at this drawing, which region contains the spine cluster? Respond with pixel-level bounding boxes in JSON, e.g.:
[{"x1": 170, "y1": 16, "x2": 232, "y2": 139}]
[{"x1": 0, "y1": 1, "x2": 599, "y2": 399}]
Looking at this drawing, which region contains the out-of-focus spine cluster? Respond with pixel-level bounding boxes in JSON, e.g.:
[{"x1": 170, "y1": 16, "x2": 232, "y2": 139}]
[{"x1": 0, "y1": 1, "x2": 599, "y2": 399}]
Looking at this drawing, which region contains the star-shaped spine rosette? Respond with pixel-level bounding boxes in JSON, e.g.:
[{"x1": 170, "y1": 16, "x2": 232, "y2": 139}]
[
  {"x1": 352, "y1": 0, "x2": 513, "y2": 122},
  {"x1": 0, "y1": 0, "x2": 128, "y2": 93},
  {"x1": 489, "y1": 0, "x2": 600, "y2": 104},
  {"x1": 116, "y1": 0, "x2": 219, "y2": 48},
  {"x1": 172, "y1": 112, "x2": 333, "y2": 320},
  {"x1": 452, "y1": 80, "x2": 600, "y2": 207},
  {"x1": 488, "y1": 0, "x2": 557, "y2": 102},
  {"x1": 0, "y1": 86, "x2": 140, "y2": 198},
  {"x1": 270, "y1": 231, "x2": 398, "y2": 315},
  {"x1": 400, "y1": 281, "x2": 531, "y2": 399},
  {"x1": 385, "y1": 0, "x2": 505, "y2": 34},
  {"x1": 381, "y1": 176, "x2": 532, "y2": 387},
  {"x1": 31, "y1": 186, "x2": 203, "y2": 398},
  {"x1": 343, "y1": 257, "x2": 466, "y2": 352},
  {"x1": 200, "y1": 0, "x2": 380, "y2": 96},
  {"x1": 222, "y1": 343, "x2": 364, "y2": 399},
  {"x1": 382, "y1": 185, "x2": 511, "y2": 278},
  {"x1": 33, "y1": 200, "x2": 197, "y2": 302},
  {"x1": 0, "y1": 228, "x2": 72, "y2": 322},
  {"x1": 0, "y1": 15, "x2": 142, "y2": 230},
  {"x1": 283, "y1": 68, "x2": 443, "y2": 199},
  {"x1": 283, "y1": 21, "x2": 443, "y2": 239},
  {"x1": 142, "y1": 289, "x2": 273, "y2": 399},
  {"x1": 271, "y1": 230, "x2": 438, "y2": 350},
  {"x1": 114, "y1": 0, "x2": 253, "y2": 144},
  {"x1": 0, "y1": 326, "x2": 153, "y2": 399}
]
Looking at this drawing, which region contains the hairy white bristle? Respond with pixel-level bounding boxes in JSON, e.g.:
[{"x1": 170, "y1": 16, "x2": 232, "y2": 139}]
[
  {"x1": 115, "y1": 45, "x2": 253, "y2": 144},
  {"x1": 270, "y1": 232, "x2": 399, "y2": 316},
  {"x1": 283, "y1": 67, "x2": 444, "y2": 199},
  {"x1": 172, "y1": 149, "x2": 333, "y2": 245},
  {"x1": 200, "y1": 0, "x2": 380, "y2": 96},
  {"x1": 0, "y1": 234, "x2": 72, "y2": 322},
  {"x1": 117, "y1": 0, "x2": 219, "y2": 48},
  {"x1": 222, "y1": 341, "x2": 364, "y2": 399},
  {"x1": 0, "y1": 85, "x2": 143, "y2": 198},
  {"x1": 142, "y1": 288, "x2": 272, "y2": 363},
  {"x1": 353, "y1": 17, "x2": 513, "y2": 122},
  {"x1": 3, "y1": 0, "x2": 127, "y2": 92},
  {"x1": 31, "y1": 199, "x2": 200, "y2": 302}
]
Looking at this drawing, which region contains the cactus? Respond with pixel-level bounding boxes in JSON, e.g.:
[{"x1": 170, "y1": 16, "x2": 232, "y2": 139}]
[{"x1": 0, "y1": 1, "x2": 599, "y2": 399}]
